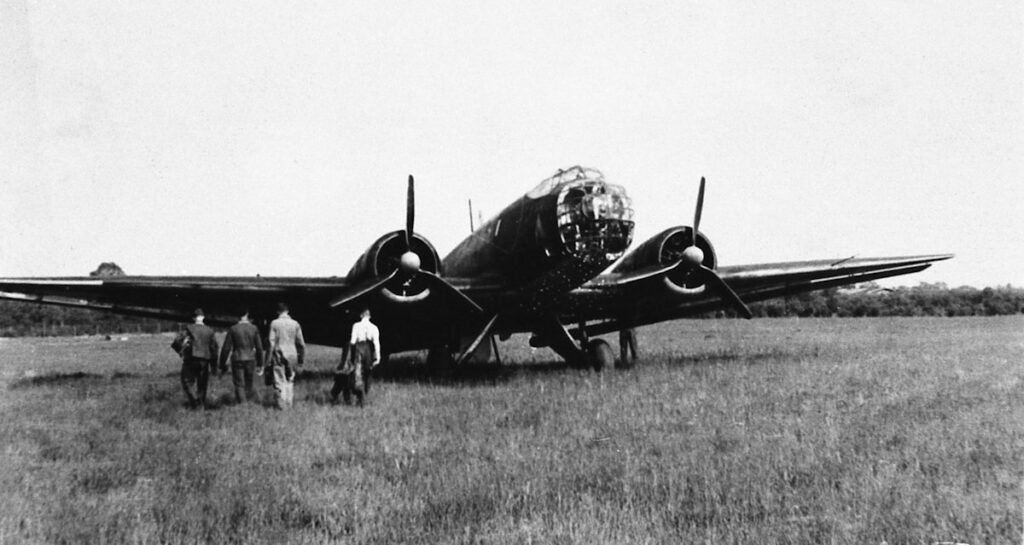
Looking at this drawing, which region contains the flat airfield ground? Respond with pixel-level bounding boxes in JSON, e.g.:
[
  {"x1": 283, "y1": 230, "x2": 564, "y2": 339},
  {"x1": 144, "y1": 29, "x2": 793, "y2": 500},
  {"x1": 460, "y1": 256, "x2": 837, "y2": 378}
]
[{"x1": 0, "y1": 317, "x2": 1020, "y2": 544}]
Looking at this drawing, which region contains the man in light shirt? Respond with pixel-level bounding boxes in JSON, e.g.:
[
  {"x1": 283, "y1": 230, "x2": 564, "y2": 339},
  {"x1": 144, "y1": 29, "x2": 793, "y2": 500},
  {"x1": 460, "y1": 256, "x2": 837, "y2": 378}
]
[
  {"x1": 332, "y1": 308, "x2": 380, "y2": 407},
  {"x1": 267, "y1": 302, "x2": 305, "y2": 409}
]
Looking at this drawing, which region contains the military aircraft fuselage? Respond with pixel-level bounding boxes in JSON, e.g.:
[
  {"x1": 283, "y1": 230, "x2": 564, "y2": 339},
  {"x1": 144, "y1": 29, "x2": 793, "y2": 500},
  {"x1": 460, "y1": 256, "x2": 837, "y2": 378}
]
[{"x1": 442, "y1": 167, "x2": 634, "y2": 314}]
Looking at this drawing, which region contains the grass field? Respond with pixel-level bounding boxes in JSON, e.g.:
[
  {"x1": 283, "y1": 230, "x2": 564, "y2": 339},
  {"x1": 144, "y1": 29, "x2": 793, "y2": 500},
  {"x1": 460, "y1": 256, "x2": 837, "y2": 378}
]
[{"x1": 0, "y1": 317, "x2": 1021, "y2": 544}]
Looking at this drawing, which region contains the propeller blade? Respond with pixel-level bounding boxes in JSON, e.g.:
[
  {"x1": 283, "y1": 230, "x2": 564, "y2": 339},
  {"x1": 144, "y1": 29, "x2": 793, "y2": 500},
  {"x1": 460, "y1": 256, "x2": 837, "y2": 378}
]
[
  {"x1": 699, "y1": 265, "x2": 753, "y2": 319},
  {"x1": 418, "y1": 270, "x2": 484, "y2": 314},
  {"x1": 455, "y1": 314, "x2": 499, "y2": 366},
  {"x1": 405, "y1": 175, "x2": 415, "y2": 250},
  {"x1": 693, "y1": 176, "x2": 705, "y2": 248},
  {"x1": 328, "y1": 270, "x2": 398, "y2": 309}
]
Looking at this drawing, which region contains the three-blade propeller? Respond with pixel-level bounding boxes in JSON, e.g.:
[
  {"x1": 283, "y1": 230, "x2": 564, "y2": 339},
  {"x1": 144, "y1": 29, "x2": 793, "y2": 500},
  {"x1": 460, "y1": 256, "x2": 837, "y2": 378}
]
[
  {"x1": 328, "y1": 175, "x2": 481, "y2": 313},
  {"x1": 680, "y1": 177, "x2": 753, "y2": 319}
]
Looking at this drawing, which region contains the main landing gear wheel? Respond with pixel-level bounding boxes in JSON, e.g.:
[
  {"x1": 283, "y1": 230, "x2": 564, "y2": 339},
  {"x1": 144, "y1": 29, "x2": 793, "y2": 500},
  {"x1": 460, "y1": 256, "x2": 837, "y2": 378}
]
[{"x1": 585, "y1": 339, "x2": 614, "y2": 372}]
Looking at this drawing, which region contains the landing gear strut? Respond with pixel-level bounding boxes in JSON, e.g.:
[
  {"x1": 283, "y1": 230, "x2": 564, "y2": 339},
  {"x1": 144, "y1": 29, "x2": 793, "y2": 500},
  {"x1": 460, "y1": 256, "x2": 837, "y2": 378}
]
[
  {"x1": 617, "y1": 327, "x2": 637, "y2": 369},
  {"x1": 533, "y1": 314, "x2": 610, "y2": 372}
]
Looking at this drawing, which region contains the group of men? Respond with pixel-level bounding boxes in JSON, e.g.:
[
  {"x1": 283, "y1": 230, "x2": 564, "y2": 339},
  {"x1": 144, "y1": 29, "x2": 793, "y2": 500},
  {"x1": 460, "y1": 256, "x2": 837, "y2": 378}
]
[{"x1": 171, "y1": 303, "x2": 380, "y2": 410}]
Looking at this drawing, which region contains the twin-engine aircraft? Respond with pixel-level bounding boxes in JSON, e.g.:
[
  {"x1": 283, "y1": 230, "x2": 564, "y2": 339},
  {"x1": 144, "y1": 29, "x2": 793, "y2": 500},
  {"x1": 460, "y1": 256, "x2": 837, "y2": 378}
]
[{"x1": 0, "y1": 166, "x2": 951, "y2": 370}]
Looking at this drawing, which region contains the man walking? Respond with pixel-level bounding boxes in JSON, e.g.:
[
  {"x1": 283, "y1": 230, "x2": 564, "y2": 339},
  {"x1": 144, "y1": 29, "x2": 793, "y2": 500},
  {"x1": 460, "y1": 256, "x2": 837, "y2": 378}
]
[
  {"x1": 332, "y1": 308, "x2": 380, "y2": 407},
  {"x1": 218, "y1": 309, "x2": 264, "y2": 404},
  {"x1": 267, "y1": 303, "x2": 305, "y2": 409},
  {"x1": 171, "y1": 308, "x2": 220, "y2": 409}
]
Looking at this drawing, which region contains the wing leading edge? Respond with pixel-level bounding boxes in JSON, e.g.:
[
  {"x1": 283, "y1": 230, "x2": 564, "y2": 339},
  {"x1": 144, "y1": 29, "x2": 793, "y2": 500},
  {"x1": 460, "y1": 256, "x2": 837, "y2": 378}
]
[
  {"x1": 719, "y1": 254, "x2": 953, "y2": 291},
  {"x1": 0, "y1": 276, "x2": 350, "y2": 327}
]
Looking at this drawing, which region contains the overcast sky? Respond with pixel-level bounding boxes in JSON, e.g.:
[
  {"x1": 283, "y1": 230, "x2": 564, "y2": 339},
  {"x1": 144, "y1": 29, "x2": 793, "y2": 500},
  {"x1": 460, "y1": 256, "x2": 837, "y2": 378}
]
[{"x1": 2, "y1": 1, "x2": 1021, "y2": 287}]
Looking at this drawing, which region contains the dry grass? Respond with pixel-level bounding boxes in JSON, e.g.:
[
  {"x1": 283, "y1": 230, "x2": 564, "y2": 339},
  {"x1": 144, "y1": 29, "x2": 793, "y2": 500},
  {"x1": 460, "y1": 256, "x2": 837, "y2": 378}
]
[{"x1": 0, "y1": 317, "x2": 1021, "y2": 544}]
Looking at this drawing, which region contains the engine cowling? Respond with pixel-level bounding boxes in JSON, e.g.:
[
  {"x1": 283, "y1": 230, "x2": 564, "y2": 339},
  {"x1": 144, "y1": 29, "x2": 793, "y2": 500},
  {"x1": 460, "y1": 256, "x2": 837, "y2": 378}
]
[
  {"x1": 610, "y1": 226, "x2": 717, "y2": 290},
  {"x1": 346, "y1": 230, "x2": 442, "y2": 285}
]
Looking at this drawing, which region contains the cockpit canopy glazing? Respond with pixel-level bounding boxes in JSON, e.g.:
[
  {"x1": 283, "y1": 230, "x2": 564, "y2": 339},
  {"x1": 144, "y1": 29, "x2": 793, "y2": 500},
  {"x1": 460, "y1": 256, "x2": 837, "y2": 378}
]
[{"x1": 526, "y1": 166, "x2": 607, "y2": 199}]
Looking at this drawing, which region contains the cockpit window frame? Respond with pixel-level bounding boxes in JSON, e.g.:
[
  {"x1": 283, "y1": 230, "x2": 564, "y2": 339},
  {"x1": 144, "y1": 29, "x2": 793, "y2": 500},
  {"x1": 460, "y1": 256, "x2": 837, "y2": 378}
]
[{"x1": 526, "y1": 165, "x2": 606, "y2": 199}]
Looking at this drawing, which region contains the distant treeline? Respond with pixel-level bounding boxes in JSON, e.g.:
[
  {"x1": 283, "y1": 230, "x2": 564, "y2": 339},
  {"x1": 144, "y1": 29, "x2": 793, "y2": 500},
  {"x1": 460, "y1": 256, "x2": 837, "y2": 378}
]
[
  {"x1": 0, "y1": 282, "x2": 1021, "y2": 337},
  {"x1": 0, "y1": 302, "x2": 177, "y2": 337},
  {"x1": 738, "y1": 282, "x2": 1024, "y2": 318}
]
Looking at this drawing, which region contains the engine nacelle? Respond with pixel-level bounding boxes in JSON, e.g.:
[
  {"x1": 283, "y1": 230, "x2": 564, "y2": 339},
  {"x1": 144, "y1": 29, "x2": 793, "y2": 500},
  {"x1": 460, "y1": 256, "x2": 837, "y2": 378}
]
[
  {"x1": 346, "y1": 230, "x2": 442, "y2": 285},
  {"x1": 610, "y1": 226, "x2": 717, "y2": 290}
]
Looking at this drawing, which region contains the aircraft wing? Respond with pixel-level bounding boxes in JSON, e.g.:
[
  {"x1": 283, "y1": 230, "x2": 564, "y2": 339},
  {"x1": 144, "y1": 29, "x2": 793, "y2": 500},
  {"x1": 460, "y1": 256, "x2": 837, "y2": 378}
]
[
  {"x1": 575, "y1": 253, "x2": 954, "y2": 335},
  {"x1": 0, "y1": 276, "x2": 349, "y2": 327}
]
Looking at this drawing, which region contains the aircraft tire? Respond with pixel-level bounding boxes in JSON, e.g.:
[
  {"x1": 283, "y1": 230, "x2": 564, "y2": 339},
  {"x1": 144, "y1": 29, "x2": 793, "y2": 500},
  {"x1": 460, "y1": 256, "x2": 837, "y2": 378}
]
[{"x1": 586, "y1": 339, "x2": 614, "y2": 372}]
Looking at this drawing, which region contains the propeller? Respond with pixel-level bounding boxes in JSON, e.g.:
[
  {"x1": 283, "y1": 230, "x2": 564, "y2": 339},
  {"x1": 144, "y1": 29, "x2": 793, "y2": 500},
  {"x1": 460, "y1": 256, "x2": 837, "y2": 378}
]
[
  {"x1": 680, "y1": 177, "x2": 753, "y2": 319},
  {"x1": 326, "y1": 174, "x2": 482, "y2": 314}
]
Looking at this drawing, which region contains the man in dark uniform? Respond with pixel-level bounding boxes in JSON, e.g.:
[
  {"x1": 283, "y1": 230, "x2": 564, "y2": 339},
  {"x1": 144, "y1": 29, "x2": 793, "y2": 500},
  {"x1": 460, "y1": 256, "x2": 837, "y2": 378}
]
[
  {"x1": 171, "y1": 308, "x2": 220, "y2": 409},
  {"x1": 218, "y1": 309, "x2": 264, "y2": 404},
  {"x1": 331, "y1": 308, "x2": 380, "y2": 407}
]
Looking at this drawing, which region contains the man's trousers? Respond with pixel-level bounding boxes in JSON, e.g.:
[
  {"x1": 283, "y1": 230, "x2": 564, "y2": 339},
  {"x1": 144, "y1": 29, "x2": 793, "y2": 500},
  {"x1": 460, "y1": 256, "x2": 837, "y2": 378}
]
[
  {"x1": 231, "y1": 360, "x2": 257, "y2": 403},
  {"x1": 181, "y1": 357, "x2": 211, "y2": 408},
  {"x1": 270, "y1": 364, "x2": 293, "y2": 409}
]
